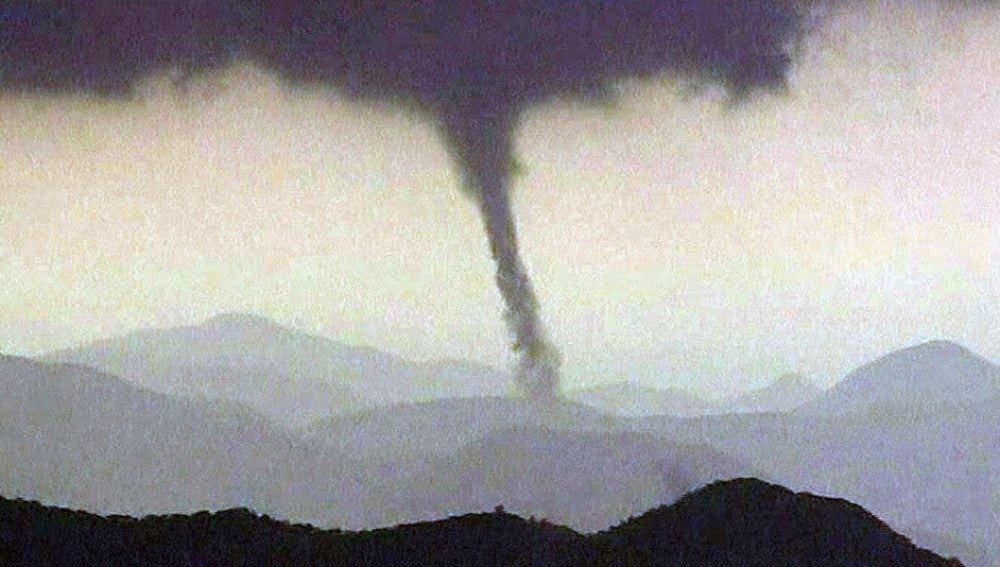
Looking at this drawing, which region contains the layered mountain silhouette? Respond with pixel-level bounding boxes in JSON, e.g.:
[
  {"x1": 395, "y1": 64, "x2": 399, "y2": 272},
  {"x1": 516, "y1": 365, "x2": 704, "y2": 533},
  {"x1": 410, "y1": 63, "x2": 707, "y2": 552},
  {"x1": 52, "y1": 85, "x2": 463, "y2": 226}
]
[
  {"x1": 42, "y1": 314, "x2": 842, "y2": 425},
  {"x1": 290, "y1": 398, "x2": 758, "y2": 530},
  {"x1": 290, "y1": 397, "x2": 634, "y2": 528},
  {"x1": 43, "y1": 313, "x2": 508, "y2": 427},
  {"x1": 633, "y1": 341, "x2": 1000, "y2": 566},
  {"x1": 303, "y1": 396, "x2": 617, "y2": 464},
  {"x1": 568, "y1": 374, "x2": 824, "y2": 417},
  {"x1": 382, "y1": 428, "x2": 755, "y2": 531},
  {"x1": 6, "y1": 336, "x2": 997, "y2": 565},
  {"x1": 0, "y1": 357, "x2": 751, "y2": 533},
  {"x1": 0, "y1": 355, "x2": 299, "y2": 515},
  {"x1": 0, "y1": 479, "x2": 961, "y2": 566}
]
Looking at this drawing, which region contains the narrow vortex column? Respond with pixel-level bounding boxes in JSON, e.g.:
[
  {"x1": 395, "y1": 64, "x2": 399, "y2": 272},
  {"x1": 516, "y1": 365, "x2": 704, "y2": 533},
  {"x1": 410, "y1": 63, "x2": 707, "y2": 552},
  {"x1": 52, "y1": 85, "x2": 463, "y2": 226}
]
[
  {"x1": 477, "y1": 172, "x2": 562, "y2": 403},
  {"x1": 440, "y1": 105, "x2": 562, "y2": 403}
]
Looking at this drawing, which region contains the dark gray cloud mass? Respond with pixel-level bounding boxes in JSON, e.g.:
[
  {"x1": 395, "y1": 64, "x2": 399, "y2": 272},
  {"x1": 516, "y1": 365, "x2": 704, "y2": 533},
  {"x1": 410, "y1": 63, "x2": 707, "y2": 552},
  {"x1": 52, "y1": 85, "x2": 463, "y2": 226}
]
[{"x1": 7, "y1": 0, "x2": 977, "y2": 400}]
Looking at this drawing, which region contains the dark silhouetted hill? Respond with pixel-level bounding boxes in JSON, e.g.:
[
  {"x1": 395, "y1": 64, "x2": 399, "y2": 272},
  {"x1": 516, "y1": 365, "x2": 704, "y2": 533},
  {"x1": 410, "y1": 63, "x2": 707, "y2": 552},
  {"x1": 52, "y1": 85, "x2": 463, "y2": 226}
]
[
  {"x1": 598, "y1": 478, "x2": 963, "y2": 567},
  {"x1": 42, "y1": 313, "x2": 508, "y2": 427},
  {"x1": 0, "y1": 479, "x2": 961, "y2": 567}
]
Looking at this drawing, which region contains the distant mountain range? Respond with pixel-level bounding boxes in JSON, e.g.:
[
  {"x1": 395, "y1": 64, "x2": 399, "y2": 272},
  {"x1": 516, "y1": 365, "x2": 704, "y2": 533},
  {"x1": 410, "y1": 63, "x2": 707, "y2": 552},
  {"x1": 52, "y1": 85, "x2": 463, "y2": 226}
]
[
  {"x1": 0, "y1": 356, "x2": 752, "y2": 534},
  {"x1": 6, "y1": 332, "x2": 999, "y2": 565},
  {"x1": 567, "y1": 373, "x2": 824, "y2": 417},
  {"x1": 303, "y1": 396, "x2": 615, "y2": 464},
  {"x1": 44, "y1": 313, "x2": 833, "y2": 425},
  {"x1": 42, "y1": 313, "x2": 508, "y2": 428},
  {"x1": 569, "y1": 340, "x2": 997, "y2": 419},
  {"x1": 0, "y1": 478, "x2": 962, "y2": 566}
]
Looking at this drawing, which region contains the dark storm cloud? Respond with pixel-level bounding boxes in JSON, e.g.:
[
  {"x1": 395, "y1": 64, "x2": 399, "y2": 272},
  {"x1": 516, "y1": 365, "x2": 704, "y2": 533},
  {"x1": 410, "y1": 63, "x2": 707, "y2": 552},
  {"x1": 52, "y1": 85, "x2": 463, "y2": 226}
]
[
  {"x1": 1, "y1": 0, "x2": 808, "y2": 401},
  {"x1": 1, "y1": 1, "x2": 804, "y2": 100}
]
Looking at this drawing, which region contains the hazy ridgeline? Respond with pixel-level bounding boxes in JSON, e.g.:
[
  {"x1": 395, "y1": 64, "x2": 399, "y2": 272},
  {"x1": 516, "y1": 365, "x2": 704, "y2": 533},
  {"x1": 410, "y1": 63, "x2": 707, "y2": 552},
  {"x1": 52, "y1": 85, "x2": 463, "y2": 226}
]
[{"x1": 2, "y1": 315, "x2": 996, "y2": 566}]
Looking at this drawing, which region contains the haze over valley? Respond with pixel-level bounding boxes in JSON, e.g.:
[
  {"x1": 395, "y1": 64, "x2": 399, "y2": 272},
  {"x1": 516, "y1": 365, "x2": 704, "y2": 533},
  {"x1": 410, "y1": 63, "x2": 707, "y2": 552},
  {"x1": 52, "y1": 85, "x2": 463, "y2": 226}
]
[{"x1": 3, "y1": 315, "x2": 997, "y2": 564}]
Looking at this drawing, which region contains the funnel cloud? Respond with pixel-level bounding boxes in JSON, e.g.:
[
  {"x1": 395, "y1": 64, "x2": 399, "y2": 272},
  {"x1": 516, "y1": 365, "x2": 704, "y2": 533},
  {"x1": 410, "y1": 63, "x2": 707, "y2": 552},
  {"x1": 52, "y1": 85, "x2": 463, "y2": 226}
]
[{"x1": 1, "y1": 0, "x2": 825, "y2": 400}]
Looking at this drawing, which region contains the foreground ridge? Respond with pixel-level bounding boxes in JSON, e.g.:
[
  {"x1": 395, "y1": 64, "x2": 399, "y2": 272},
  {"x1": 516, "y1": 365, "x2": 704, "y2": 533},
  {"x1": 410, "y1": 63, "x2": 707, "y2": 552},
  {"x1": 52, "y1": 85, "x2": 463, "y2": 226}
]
[{"x1": 0, "y1": 479, "x2": 962, "y2": 566}]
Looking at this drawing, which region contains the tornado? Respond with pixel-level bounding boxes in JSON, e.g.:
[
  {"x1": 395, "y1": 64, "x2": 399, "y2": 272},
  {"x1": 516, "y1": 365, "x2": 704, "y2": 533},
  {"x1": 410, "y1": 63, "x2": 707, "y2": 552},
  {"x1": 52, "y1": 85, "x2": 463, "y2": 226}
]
[
  {"x1": 441, "y1": 107, "x2": 561, "y2": 402},
  {"x1": 1, "y1": 0, "x2": 831, "y2": 402}
]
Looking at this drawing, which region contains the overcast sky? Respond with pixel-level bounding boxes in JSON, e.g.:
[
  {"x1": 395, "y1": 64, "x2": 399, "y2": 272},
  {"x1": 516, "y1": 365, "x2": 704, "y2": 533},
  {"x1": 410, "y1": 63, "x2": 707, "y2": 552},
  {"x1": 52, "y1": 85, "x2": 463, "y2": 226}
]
[{"x1": 1, "y1": 1, "x2": 997, "y2": 397}]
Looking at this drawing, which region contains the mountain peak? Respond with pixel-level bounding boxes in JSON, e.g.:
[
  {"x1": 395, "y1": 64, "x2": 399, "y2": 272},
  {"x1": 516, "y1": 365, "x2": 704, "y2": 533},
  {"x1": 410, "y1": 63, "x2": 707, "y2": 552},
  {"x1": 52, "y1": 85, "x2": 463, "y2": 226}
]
[
  {"x1": 862, "y1": 340, "x2": 987, "y2": 373},
  {"x1": 803, "y1": 340, "x2": 998, "y2": 414},
  {"x1": 600, "y1": 478, "x2": 962, "y2": 566}
]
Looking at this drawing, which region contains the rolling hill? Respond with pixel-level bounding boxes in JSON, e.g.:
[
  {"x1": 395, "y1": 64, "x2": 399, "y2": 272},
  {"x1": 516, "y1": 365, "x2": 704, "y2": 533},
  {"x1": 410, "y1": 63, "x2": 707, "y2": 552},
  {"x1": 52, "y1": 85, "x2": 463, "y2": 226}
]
[
  {"x1": 597, "y1": 478, "x2": 962, "y2": 566},
  {"x1": 0, "y1": 478, "x2": 962, "y2": 566},
  {"x1": 0, "y1": 354, "x2": 302, "y2": 516},
  {"x1": 383, "y1": 428, "x2": 756, "y2": 531},
  {"x1": 2, "y1": 358, "x2": 742, "y2": 533},
  {"x1": 42, "y1": 313, "x2": 509, "y2": 427},
  {"x1": 800, "y1": 340, "x2": 999, "y2": 415}
]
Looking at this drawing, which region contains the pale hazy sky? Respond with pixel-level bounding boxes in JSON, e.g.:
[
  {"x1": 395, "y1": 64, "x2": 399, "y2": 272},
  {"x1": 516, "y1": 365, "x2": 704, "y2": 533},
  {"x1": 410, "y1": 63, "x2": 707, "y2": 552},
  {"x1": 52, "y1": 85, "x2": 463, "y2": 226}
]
[{"x1": 1, "y1": 1, "x2": 997, "y2": 397}]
